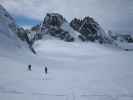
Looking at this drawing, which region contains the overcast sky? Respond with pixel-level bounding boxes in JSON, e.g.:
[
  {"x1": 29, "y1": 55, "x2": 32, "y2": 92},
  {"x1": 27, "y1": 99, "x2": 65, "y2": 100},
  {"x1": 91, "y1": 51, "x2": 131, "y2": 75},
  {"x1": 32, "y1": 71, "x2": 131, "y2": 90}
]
[{"x1": 0, "y1": 0, "x2": 133, "y2": 33}]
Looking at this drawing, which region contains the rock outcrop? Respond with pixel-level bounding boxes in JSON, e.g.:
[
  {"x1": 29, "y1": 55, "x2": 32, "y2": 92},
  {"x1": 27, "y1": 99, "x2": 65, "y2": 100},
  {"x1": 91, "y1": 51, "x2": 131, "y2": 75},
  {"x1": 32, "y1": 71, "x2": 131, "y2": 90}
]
[
  {"x1": 40, "y1": 13, "x2": 75, "y2": 42},
  {"x1": 70, "y1": 16, "x2": 109, "y2": 43}
]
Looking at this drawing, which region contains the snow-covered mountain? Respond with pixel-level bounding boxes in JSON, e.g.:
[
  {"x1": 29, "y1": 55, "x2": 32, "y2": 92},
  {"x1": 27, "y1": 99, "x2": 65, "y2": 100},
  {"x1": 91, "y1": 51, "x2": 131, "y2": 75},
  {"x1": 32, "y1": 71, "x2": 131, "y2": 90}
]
[
  {"x1": 31, "y1": 13, "x2": 133, "y2": 51},
  {"x1": 0, "y1": 4, "x2": 21, "y2": 50},
  {"x1": 34, "y1": 13, "x2": 80, "y2": 42},
  {"x1": 106, "y1": 30, "x2": 133, "y2": 50},
  {"x1": 70, "y1": 17, "x2": 110, "y2": 43},
  {"x1": 0, "y1": 4, "x2": 37, "y2": 54},
  {"x1": 108, "y1": 30, "x2": 133, "y2": 43},
  {"x1": 31, "y1": 13, "x2": 109, "y2": 43},
  {"x1": 1, "y1": 3, "x2": 132, "y2": 53}
]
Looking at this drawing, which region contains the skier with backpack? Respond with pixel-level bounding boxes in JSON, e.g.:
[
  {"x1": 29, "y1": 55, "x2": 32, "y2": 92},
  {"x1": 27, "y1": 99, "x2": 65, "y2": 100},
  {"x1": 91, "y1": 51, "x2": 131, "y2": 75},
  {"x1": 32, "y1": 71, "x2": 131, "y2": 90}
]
[
  {"x1": 28, "y1": 64, "x2": 32, "y2": 71},
  {"x1": 45, "y1": 66, "x2": 48, "y2": 74}
]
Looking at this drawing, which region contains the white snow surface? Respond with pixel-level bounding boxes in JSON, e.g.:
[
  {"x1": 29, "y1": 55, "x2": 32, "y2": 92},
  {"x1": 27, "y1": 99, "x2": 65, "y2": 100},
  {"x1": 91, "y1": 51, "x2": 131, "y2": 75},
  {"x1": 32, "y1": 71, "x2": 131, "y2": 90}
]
[{"x1": 1, "y1": 39, "x2": 133, "y2": 100}]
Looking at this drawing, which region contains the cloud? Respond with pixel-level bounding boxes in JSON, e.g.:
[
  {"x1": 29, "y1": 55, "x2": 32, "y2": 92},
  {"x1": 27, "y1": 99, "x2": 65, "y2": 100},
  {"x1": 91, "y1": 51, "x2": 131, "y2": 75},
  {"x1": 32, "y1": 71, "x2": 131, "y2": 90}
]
[{"x1": 0, "y1": 0, "x2": 133, "y2": 33}]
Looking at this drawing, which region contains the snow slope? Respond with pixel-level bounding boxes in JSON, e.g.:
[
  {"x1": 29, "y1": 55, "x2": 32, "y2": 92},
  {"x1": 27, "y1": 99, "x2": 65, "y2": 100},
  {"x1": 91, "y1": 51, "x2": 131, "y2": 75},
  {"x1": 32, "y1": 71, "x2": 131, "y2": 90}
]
[
  {"x1": 0, "y1": 4, "x2": 29, "y2": 52},
  {"x1": 1, "y1": 39, "x2": 133, "y2": 100}
]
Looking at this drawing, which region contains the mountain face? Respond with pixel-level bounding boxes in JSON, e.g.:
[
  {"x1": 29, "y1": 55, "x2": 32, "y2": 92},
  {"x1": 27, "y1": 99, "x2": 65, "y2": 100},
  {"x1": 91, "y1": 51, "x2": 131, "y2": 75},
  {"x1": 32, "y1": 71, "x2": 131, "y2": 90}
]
[
  {"x1": 32, "y1": 13, "x2": 110, "y2": 43},
  {"x1": 70, "y1": 17, "x2": 110, "y2": 43},
  {"x1": 0, "y1": 4, "x2": 36, "y2": 54},
  {"x1": 0, "y1": 4, "x2": 30, "y2": 44},
  {"x1": 0, "y1": 4, "x2": 21, "y2": 49},
  {"x1": 1, "y1": 4, "x2": 131, "y2": 52},
  {"x1": 33, "y1": 13, "x2": 133, "y2": 50},
  {"x1": 108, "y1": 30, "x2": 133, "y2": 43},
  {"x1": 0, "y1": 4, "x2": 17, "y2": 37},
  {"x1": 39, "y1": 13, "x2": 77, "y2": 42}
]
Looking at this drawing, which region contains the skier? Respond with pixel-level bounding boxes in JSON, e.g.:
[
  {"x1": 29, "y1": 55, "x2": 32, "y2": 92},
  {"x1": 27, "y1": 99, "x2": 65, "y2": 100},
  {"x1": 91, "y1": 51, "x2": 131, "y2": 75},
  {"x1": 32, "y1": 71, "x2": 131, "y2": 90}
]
[
  {"x1": 45, "y1": 66, "x2": 48, "y2": 74},
  {"x1": 42, "y1": 66, "x2": 48, "y2": 80},
  {"x1": 28, "y1": 64, "x2": 32, "y2": 71}
]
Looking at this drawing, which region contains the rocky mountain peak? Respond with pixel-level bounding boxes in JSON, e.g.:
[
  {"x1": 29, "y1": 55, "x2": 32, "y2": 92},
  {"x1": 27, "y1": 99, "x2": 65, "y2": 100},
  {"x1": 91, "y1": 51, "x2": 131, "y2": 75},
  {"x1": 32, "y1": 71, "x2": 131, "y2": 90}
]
[
  {"x1": 31, "y1": 13, "x2": 110, "y2": 43},
  {"x1": 42, "y1": 13, "x2": 65, "y2": 28},
  {"x1": 37, "y1": 13, "x2": 75, "y2": 42},
  {"x1": 70, "y1": 16, "x2": 104, "y2": 42}
]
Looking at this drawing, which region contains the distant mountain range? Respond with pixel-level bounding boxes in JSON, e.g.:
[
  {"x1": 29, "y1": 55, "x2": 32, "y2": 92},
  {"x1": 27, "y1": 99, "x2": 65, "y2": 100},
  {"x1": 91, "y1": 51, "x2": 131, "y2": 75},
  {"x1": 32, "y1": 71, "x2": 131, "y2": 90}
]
[
  {"x1": 0, "y1": 4, "x2": 133, "y2": 53},
  {"x1": 31, "y1": 13, "x2": 110, "y2": 43}
]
